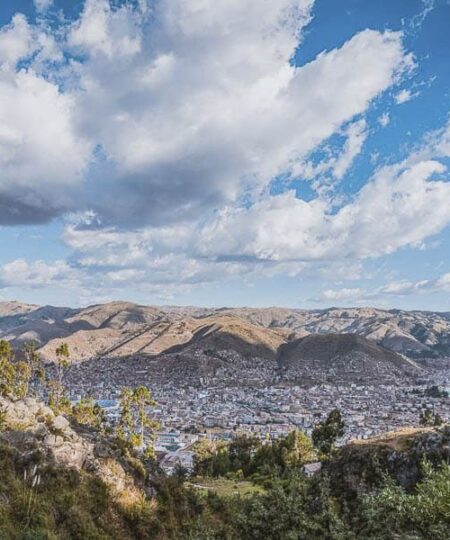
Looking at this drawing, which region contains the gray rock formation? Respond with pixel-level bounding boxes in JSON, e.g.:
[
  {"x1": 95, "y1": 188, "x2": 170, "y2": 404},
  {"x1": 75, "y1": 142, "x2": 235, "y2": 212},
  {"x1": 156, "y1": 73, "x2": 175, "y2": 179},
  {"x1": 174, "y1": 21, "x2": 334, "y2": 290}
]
[{"x1": 0, "y1": 396, "x2": 142, "y2": 498}]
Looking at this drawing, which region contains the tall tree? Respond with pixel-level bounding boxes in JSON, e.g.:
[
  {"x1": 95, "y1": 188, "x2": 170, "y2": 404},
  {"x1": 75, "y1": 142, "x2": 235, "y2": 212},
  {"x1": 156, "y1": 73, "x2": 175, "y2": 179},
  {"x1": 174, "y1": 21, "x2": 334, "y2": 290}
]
[
  {"x1": 0, "y1": 340, "x2": 35, "y2": 399},
  {"x1": 48, "y1": 343, "x2": 71, "y2": 413},
  {"x1": 72, "y1": 397, "x2": 105, "y2": 429},
  {"x1": 117, "y1": 387, "x2": 134, "y2": 442},
  {"x1": 132, "y1": 386, "x2": 157, "y2": 452},
  {"x1": 419, "y1": 408, "x2": 443, "y2": 427},
  {"x1": 117, "y1": 386, "x2": 159, "y2": 457},
  {"x1": 0, "y1": 340, "x2": 15, "y2": 397},
  {"x1": 21, "y1": 341, "x2": 45, "y2": 398},
  {"x1": 312, "y1": 409, "x2": 345, "y2": 457},
  {"x1": 281, "y1": 430, "x2": 317, "y2": 467}
]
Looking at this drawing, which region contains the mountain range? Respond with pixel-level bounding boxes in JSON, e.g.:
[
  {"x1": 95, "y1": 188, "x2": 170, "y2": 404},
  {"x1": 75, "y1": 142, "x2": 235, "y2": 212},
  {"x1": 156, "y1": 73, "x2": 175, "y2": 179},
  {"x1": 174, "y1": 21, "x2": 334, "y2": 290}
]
[{"x1": 0, "y1": 301, "x2": 449, "y2": 363}]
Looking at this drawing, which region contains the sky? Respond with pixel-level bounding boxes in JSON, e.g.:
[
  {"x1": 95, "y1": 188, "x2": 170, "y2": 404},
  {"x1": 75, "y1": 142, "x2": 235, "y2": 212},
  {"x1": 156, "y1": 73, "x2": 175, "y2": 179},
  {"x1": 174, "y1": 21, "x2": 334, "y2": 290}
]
[{"x1": 0, "y1": 0, "x2": 449, "y2": 311}]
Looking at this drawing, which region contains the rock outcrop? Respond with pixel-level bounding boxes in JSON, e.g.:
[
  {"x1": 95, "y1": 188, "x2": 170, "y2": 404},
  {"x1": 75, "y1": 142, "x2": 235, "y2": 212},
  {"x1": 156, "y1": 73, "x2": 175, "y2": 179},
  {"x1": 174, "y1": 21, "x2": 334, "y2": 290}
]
[
  {"x1": 0, "y1": 396, "x2": 142, "y2": 501},
  {"x1": 325, "y1": 426, "x2": 450, "y2": 501}
]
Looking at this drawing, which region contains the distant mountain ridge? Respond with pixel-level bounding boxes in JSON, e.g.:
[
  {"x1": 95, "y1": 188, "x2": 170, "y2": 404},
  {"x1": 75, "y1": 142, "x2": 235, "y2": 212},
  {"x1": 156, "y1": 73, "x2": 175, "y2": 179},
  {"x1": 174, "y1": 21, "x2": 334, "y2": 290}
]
[{"x1": 0, "y1": 301, "x2": 449, "y2": 363}]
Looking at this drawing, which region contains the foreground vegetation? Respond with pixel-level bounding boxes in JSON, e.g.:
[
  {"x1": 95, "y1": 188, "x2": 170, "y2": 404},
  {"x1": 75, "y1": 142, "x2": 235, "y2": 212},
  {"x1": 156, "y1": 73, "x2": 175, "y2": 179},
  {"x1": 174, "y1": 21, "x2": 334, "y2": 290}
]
[
  {"x1": 1, "y1": 434, "x2": 450, "y2": 539},
  {"x1": 1, "y1": 338, "x2": 449, "y2": 538}
]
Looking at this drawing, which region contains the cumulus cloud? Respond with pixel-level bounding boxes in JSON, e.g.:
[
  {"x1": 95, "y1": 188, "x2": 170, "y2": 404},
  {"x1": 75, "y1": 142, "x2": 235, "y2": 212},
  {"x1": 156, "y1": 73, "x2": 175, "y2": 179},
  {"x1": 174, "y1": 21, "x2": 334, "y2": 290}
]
[
  {"x1": 332, "y1": 120, "x2": 368, "y2": 180},
  {"x1": 0, "y1": 12, "x2": 89, "y2": 224},
  {"x1": 1, "y1": 0, "x2": 448, "y2": 302},
  {"x1": 68, "y1": 0, "x2": 141, "y2": 58},
  {"x1": 434, "y1": 273, "x2": 450, "y2": 292},
  {"x1": 0, "y1": 1, "x2": 412, "y2": 226},
  {"x1": 293, "y1": 118, "x2": 368, "y2": 187},
  {"x1": 0, "y1": 69, "x2": 91, "y2": 223},
  {"x1": 34, "y1": 0, "x2": 54, "y2": 13},
  {"x1": 197, "y1": 160, "x2": 450, "y2": 262},
  {"x1": 0, "y1": 14, "x2": 34, "y2": 66},
  {"x1": 317, "y1": 288, "x2": 364, "y2": 302},
  {"x1": 394, "y1": 88, "x2": 416, "y2": 104},
  {"x1": 58, "y1": 113, "x2": 450, "y2": 296},
  {"x1": 313, "y1": 272, "x2": 450, "y2": 305},
  {"x1": 59, "y1": 155, "x2": 450, "y2": 299},
  {"x1": 0, "y1": 259, "x2": 78, "y2": 289}
]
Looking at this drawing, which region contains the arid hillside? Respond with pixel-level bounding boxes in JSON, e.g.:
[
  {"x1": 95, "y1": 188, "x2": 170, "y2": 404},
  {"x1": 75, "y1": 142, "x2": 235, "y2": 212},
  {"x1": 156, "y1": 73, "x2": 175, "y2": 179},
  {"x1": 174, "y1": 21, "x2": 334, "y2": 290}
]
[
  {"x1": 0, "y1": 301, "x2": 448, "y2": 363},
  {"x1": 277, "y1": 333, "x2": 421, "y2": 384}
]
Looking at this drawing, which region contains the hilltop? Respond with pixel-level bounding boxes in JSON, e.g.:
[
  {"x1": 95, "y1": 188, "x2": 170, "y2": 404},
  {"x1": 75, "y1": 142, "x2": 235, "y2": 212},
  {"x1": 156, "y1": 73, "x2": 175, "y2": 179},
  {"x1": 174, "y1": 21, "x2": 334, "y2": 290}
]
[{"x1": 277, "y1": 333, "x2": 420, "y2": 384}]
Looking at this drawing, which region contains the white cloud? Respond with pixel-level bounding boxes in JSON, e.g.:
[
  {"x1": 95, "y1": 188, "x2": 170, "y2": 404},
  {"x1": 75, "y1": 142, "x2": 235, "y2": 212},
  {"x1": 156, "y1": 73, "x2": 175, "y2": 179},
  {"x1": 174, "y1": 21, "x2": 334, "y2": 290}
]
[
  {"x1": 0, "y1": 11, "x2": 88, "y2": 224},
  {"x1": 0, "y1": 259, "x2": 78, "y2": 288},
  {"x1": 378, "y1": 112, "x2": 390, "y2": 127},
  {"x1": 34, "y1": 0, "x2": 54, "y2": 13},
  {"x1": 0, "y1": 68, "x2": 91, "y2": 223},
  {"x1": 0, "y1": 14, "x2": 34, "y2": 66},
  {"x1": 313, "y1": 271, "x2": 450, "y2": 305},
  {"x1": 410, "y1": 0, "x2": 435, "y2": 30},
  {"x1": 68, "y1": 0, "x2": 141, "y2": 58},
  {"x1": 319, "y1": 288, "x2": 363, "y2": 301},
  {"x1": 57, "y1": 135, "x2": 450, "y2": 296},
  {"x1": 378, "y1": 280, "x2": 431, "y2": 296},
  {"x1": 395, "y1": 88, "x2": 417, "y2": 104},
  {"x1": 0, "y1": 12, "x2": 62, "y2": 68},
  {"x1": 294, "y1": 119, "x2": 368, "y2": 185},
  {"x1": 0, "y1": 1, "x2": 412, "y2": 227},
  {"x1": 197, "y1": 160, "x2": 450, "y2": 262},
  {"x1": 2, "y1": 0, "x2": 448, "y2": 302},
  {"x1": 331, "y1": 119, "x2": 368, "y2": 180},
  {"x1": 433, "y1": 273, "x2": 450, "y2": 292},
  {"x1": 64, "y1": 0, "x2": 316, "y2": 224}
]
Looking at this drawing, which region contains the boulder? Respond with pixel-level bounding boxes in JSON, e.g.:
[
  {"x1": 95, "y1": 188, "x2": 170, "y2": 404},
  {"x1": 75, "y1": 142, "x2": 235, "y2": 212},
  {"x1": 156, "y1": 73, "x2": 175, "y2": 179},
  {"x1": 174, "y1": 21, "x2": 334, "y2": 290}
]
[
  {"x1": 30, "y1": 423, "x2": 48, "y2": 439},
  {"x1": 23, "y1": 397, "x2": 40, "y2": 415},
  {"x1": 52, "y1": 415, "x2": 70, "y2": 431},
  {"x1": 36, "y1": 405, "x2": 54, "y2": 419},
  {"x1": 0, "y1": 396, "x2": 144, "y2": 501}
]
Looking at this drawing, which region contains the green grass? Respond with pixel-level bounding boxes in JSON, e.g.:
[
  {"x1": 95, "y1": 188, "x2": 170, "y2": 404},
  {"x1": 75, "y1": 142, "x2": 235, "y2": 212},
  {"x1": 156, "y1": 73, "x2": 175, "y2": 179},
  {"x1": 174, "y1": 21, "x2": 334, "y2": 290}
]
[{"x1": 188, "y1": 477, "x2": 265, "y2": 497}]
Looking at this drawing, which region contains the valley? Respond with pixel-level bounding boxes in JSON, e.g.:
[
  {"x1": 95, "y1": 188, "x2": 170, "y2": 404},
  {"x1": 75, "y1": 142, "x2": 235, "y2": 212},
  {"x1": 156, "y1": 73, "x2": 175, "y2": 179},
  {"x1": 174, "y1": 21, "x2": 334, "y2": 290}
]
[{"x1": 1, "y1": 301, "x2": 448, "y2": 447}]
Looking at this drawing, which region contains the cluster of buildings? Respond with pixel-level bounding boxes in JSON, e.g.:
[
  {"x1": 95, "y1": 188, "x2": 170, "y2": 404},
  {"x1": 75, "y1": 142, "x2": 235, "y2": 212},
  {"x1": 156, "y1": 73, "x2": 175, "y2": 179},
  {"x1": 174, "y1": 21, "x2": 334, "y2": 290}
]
[
  {"x1": 54, "y1": 348, "x2": 450, "y2": 474},
  {"x1": 152, "y1": 381, "x2": 450, "y2": 442},
  {"x1": 60, "y1": 351, "x2": 450, "y2": 473},
  {"x1": 86, "y1": 378, "x2": 450, "y2": 474}
]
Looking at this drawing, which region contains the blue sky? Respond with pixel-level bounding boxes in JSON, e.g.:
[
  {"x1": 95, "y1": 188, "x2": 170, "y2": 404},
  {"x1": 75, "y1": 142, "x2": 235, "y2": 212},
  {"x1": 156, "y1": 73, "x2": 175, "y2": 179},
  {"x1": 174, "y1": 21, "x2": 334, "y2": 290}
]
[{"x1": 0, "y1": 0, "x2": 449, "y2": 310}]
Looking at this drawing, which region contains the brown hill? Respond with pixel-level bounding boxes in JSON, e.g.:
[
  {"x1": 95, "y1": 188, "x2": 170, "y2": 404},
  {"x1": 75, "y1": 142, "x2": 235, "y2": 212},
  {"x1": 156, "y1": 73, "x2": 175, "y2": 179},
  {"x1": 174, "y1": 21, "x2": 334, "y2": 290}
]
[
  {"x1": 39, "y1": 314, "x2": 288, "y2": 365},
  {"x1": 1, "y1": 300, "x2": 449, "y2": 363},
  {"x1": 224, "y1": 306, "x2": 450, "y2": 357},
  {"x1": 162, "y1": 315, "x2": 287, "y2": 360},
  {"x1": 277, "y1": 333, "x2": 421, "y2": 384}
]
